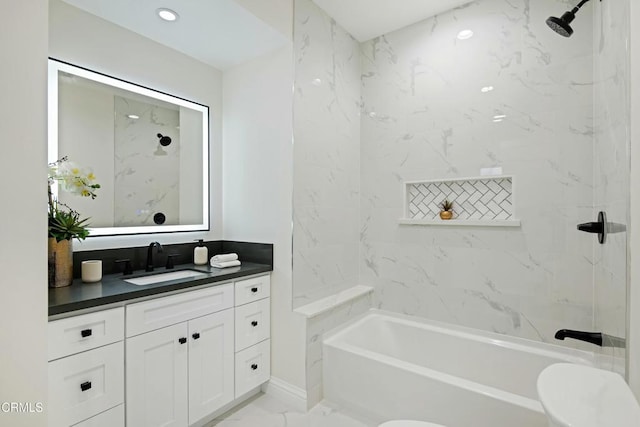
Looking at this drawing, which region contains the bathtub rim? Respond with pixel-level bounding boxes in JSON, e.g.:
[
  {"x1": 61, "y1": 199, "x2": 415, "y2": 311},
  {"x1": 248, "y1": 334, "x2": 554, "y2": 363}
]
[
  {"x1": 323, "y1": 309, "x2": 596, "y2": 417},
  {"x1": 323, "y1": 309, "x2": 596, "y2": 366}
]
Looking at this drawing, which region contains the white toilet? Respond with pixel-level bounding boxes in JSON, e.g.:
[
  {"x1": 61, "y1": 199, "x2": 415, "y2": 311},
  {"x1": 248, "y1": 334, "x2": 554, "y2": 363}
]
[
  {"x1": 379, "y1": 421, "x2": 445, "y2": 427},
  {"x1": 537, "y1": 363, "x2": 640, "y2": 427}
]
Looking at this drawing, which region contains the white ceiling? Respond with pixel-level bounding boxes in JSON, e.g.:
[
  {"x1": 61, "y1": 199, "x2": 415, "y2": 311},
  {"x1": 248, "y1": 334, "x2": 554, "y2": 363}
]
[
  {"x1": 60, "y1": 0, "x2": 290, "y2": 70},
  {"x1": 60, "y1": 0, "x2": 473, "y2": 69},
  {"x1": 312, "y1": 0, "x2": 474, "y2": 42}
]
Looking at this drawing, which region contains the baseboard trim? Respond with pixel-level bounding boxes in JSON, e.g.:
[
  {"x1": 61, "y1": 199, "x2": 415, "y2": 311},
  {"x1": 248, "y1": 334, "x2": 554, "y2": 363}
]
[{"x1": 262, "y1": 377, "x2": 308, "y2": 412}]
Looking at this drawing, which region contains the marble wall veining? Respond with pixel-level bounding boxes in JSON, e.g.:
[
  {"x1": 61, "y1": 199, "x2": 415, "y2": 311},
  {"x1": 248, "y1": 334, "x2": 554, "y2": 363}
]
[
  {"x1": 593, "y1": 0, "x2": 630, "y2": 372},
  {"x1": 305, "y1": 293, "x2": 372, "y2": 408},
  {"x1": 292, "y1": 0, "x2": 362, "y2": 307},
  {"x1": 114, "y1": 96, "x2": 181, "y2": 226},
  {"x1": 359, "y1": 0, "x2": 597, "y2": 345}
]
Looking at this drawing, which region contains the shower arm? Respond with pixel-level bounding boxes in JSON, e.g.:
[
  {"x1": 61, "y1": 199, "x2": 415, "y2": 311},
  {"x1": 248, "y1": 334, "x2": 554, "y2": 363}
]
[{"x1": 573, "y1": 0, "x2": 598, "y2": 13}]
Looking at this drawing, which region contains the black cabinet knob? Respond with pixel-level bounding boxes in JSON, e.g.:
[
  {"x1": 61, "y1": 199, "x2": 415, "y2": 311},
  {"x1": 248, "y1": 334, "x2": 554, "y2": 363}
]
[
  {"x1": 251, "y1": 321, "x2": 258, "y2": 327},
  {"x1": 251, "y1": 287, "x2": 258, "y2": 293},
  {"x1": 251, "y1": 364, "x2": 258, "y2": 370},
  {"x1": 81, "y1": 329, "x2": 92, "y2": 338},
  {"x1": 80, "y1": 381, "x2": 92, "y2": 392},
  {"x1": 192, "y1": 333, "x2": 200, "y2": 340},
  {"x1": 178, "y1": 337, "x2": 187, "y2": 344}
]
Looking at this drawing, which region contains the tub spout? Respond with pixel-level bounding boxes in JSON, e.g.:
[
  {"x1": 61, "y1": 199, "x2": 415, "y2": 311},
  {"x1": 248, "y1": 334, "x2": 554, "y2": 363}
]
[{"x1": 554, "y1": 329, "x2": 626, "y2": 348}]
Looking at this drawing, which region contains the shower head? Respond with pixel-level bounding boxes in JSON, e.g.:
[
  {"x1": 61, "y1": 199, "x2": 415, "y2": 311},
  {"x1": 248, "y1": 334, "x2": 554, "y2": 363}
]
[
  {"x1": 546, "y1": 0, "x2": 593, "y2": 38},
  {"x1": 546, "y1": 11, "x2": 576, "y2": 37}
]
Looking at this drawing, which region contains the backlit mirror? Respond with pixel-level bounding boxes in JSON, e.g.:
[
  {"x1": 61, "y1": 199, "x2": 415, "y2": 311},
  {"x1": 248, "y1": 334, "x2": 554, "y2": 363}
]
[{"x1": 48, "y1": 58, "x2": 209, "y2": 236}]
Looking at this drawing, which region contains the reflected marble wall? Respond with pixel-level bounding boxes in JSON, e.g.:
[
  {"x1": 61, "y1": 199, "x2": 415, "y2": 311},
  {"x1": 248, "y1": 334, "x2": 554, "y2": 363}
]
[
  {"x1": 114, "y1": 96, "x2": 180, "y2": 226},
  {"x1": 359, "y1": 0, "x2": 596, "y2": 344},
  {"x1": 293, "y1": 0, "x2": 361, "y2": 307},
  {"x1": 593, "y1": 0, "x2": 630, "y2": 372}
]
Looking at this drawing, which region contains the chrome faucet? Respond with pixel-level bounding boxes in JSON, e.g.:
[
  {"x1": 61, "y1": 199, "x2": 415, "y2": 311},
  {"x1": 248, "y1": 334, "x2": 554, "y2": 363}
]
[{"x1": 146, "y1": 241, "x2": 163, "y2": 272}]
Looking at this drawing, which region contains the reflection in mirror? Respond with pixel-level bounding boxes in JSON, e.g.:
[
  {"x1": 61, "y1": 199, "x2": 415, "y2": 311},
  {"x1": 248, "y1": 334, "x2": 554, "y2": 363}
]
[{"x1": 48, "y1": 59, "x2": 209, "y2": 236}]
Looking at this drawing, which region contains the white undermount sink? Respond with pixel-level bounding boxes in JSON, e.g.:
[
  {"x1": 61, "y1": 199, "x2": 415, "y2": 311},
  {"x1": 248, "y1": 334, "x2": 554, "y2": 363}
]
[{"x1": 124, "y1": 269, "x2": 209, "y2": 286}]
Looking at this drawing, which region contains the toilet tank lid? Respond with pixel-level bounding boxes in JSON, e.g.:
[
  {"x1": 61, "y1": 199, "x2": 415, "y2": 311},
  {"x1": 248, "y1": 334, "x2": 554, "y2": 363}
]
[{"x1": 537, "y1": 363, "x2": 640, "y2": 427}]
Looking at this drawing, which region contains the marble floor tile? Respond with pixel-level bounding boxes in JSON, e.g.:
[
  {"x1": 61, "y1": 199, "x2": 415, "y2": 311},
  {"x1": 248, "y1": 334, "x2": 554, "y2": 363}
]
[{"x1": 204, "y1": 393, "x2": 376, "y2": 427}]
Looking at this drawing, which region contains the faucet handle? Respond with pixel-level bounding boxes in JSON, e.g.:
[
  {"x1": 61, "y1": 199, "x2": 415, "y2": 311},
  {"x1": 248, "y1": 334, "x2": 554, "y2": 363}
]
[
  {"x1": 115, "y1": 259, "x2": 133, "y2": 275},
  {"x1": 165, "y1": 254, "x2": 180, "y2": 270}
]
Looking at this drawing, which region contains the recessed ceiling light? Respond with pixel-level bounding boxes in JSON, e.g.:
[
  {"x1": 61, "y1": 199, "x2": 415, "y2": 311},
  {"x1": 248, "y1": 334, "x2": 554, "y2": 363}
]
[
  {"x1": 157, "y1": 8, "x2": 179, "y2": 22},
  {"x1": 457, "y1": 29, "x2": 474, "y2": 40},
  {"x1": 493, "y1": 114, "x2": 507, "y2": 119},
  {"x1": 493, "y1": 118, "x2": 504, "y2": 123},
  {"x1": 127, "y1": 114, "x2": 140, "y2": 119},
  {"x1": 481, "y1": 86, "x2": 494, "y2": 93}
]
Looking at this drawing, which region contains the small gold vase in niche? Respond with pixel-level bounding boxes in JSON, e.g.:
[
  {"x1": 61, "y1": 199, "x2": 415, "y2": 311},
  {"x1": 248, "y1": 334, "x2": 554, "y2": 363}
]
[
  {"x1": 48, "y1": 237, "x2": 73, "y2": 288},
  {"x1": 439, "y1": 210, "x2": 453, "y2": 220}
]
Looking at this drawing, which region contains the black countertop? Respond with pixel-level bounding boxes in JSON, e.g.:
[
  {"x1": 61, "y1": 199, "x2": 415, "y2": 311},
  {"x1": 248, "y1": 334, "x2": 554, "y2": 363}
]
[{"x1": 49, "y1": 262, "x2": 272, "y2": 316}]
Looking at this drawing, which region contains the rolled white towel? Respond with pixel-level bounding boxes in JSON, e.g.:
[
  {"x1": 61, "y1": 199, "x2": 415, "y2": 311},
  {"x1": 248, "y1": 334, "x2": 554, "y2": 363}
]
[
  {"x1": 210, "y1": 259, "x2": 241, "y2": 269},
  {"x1": 211, "y1": 253, "x2": 239, "y2": 263}
]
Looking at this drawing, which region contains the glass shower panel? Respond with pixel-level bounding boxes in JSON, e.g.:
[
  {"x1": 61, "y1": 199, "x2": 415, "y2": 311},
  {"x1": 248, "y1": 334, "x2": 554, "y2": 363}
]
[{"x1": 592, "y1": 0, "x2": 630, "y2": 374}]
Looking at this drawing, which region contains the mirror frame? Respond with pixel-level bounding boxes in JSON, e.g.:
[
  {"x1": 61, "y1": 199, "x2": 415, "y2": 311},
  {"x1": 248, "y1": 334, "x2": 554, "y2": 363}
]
[{"x1": 48, "y1": 58, "x2": 210, "y2": 236}]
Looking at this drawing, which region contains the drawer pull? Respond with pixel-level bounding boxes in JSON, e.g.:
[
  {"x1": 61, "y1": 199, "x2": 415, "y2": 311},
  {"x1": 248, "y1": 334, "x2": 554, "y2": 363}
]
[
  {"x1": 251, "y1": 364, "x2": 258, "y2": 370},
  {"x1": 250, "y1": 287, "x2": 258, "y2": 293},
  {"x1": 80, "y1": 329, "x2": 92, "y2": 338},
  {"x1": 251, "y1": 321, "x2": 258, "y2": 327},
  {"x1": 192, "y1": 333, "x2": 200, "y2": 340},
  {"x1": 178, "y1": 337, "x2": 187, "y2": 344},
  {"x1": 80, "y1": 381, "x2": 92, "y2": 392}
]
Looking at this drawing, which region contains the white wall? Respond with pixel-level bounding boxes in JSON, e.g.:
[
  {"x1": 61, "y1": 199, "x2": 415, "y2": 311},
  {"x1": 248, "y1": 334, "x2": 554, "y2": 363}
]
[
  {"x1": 49, "y1": 0, "x2": 223, "y2": 249},
  {"x1": 0, "y1": 1, "x2": 48, "y2": 425},
  {"x1": 222, "y1": 46, "x2": 307, "y2": 390},
  {"x1": 628, "y1": 0, "x2": 640, "y2": 400}
]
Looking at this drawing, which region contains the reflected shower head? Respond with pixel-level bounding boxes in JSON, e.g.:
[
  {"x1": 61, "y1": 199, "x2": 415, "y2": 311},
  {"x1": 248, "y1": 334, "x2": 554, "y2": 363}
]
[{"x1": 546, "y1": 0, "x2": 593, "y2": 38}]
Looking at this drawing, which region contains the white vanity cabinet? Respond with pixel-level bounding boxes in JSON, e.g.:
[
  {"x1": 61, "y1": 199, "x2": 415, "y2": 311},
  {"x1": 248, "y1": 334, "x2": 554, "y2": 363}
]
[
  {"x1": 48, "y1": 272, "x2": 271, "y2": 427},
  {"x1": 233, "y1": 275, "x2": 271, "y2": 397},
  {"x1": 125, "y1": 283, "x2": 235, "y2": 427},
  {"x1": 47, "y1": 307, "x2": 125, "y2": 427}
]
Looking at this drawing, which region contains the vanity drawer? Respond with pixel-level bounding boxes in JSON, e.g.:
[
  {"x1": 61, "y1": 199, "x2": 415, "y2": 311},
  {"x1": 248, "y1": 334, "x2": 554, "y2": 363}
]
[
  {"x1": 235, "y1": 298, "x2": 270, "y2": 351},
  {"x1": 235, "y1": 275, "x2": 270, "y2": 306},
  {"x1": 235, "y1": 339, "x2": 270, "y2": 398},
  {"x1": 126, "y1": 283, "x2": 233, "y2": 337},
  {"x1": 48, "y1": 341, "x2": 124, "y2": 427},
  {"x1": 73, "y1": 404, "x2": 124, "y2": 427},
  {"x1": 48, "y1": 307, "x2": 124, "y2": 361}
]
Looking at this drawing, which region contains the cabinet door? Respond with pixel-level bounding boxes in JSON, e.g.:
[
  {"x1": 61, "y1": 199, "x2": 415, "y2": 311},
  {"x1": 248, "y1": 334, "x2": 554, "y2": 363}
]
[
  {"x1": 188, "y1": 309, "x2": 234, "y2": 425},
  {"x1": 126, "y1": 323, "x2": 188, "y2": 427}
]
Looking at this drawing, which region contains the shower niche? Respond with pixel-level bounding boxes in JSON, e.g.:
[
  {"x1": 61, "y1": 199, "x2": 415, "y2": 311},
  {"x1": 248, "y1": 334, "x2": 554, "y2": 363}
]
[{"x1": 399, "y1": 176, "x2": 521, "y2": 227}]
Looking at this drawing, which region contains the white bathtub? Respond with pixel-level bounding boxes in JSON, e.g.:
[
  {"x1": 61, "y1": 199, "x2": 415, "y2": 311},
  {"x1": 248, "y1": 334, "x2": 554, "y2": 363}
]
[{"x1": 323, "y1": 310, "x2": 595, "y2": 427}]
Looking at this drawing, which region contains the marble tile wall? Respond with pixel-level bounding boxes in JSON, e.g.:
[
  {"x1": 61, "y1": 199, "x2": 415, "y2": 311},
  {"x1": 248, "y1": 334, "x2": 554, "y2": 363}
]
[
  {"x1": 359, "y1": 0, "x2": 597, "y2": 345},
  {"x1": 114, "y1": 96, "x2": 181, "y2": 226},
  {"x1": 593, "y1": 0, "x2": 630, "y2": 372},
  {"x1": 305, "y1": 293, "x2": 372, "y2": 409},
  {"x1": 292, "y1": 0, "x2": 362, "y2": 307}
]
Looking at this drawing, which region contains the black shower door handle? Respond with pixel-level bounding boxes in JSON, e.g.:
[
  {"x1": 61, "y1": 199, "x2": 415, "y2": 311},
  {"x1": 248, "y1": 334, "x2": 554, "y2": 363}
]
[{"x1": 577, "y1": 222, "x2": 603, "y2": 234}]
